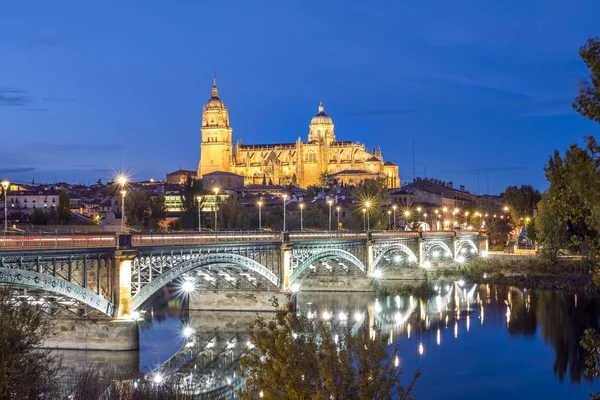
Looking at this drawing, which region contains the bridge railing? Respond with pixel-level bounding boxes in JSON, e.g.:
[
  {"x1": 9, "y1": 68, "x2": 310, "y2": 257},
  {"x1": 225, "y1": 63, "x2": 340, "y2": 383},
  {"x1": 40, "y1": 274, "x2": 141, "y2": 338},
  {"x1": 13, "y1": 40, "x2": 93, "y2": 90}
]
[
  {"x1": 288, "y1": 231, "x2": 367, "y2": 241},
  {"x1": 131, "y1": 231, "x2": 281, "y2": 247},
  {"x1": 1, "y1": 231, "x2": 116, "y2": 250}
]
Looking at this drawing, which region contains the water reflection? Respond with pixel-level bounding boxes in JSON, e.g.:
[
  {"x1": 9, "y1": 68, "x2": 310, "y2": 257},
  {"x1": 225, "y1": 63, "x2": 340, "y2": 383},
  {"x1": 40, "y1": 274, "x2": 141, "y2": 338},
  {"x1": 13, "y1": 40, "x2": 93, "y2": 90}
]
[{"x1": 139, "y1": 284, "x2": 600, "y2": 398}]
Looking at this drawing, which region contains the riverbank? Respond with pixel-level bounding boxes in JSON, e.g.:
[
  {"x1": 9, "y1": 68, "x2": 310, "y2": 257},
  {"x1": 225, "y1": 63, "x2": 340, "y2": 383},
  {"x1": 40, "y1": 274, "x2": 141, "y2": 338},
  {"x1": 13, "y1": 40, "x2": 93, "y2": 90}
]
[{"x1": 376, "y1": 258, "x2": 599, "y2": 296}]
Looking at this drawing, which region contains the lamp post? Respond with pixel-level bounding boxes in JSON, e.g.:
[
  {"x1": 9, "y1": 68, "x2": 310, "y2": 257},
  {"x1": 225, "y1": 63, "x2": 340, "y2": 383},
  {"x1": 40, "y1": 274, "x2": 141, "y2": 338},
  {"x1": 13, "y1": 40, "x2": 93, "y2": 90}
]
[
  {"x1": 196, "y1": 196, "x2": 202, "y2": 232},
  {"x1": 1, "y1": 180, "x2": 9, "y2": 232},
  {"x1": 404, "y1": 210, "x2": 410, "y2": 230},
  {"x1": 365, "y1": 201, "x2": 371, "y2": 231},
  {"x1": 387, "y1": 210, "x2": 392, "y2": 230},
  {"x1": 283, "y1": 194, "x2": 288, "y2": 231},
  {"x1": 213, "y1": 187, "x2": 219, "y2": 231},
  {"x1": 336, "y1": 206, "x2": 341, "y2": 230},
  {"x1": 362, "y1": 208, "x2": 366, "y2": 231},
  {"x1": 434, "y1": 209, "x2": 439, "y2": 231},
  {"x1": 257, "y1": 201, "x2": 263, "y2": 230},
  {"x1": 120, "y1": 191, "x2": 127, "y2": 232},
  {"x1": 328, "y1": 200, "x2": 333, "y2": 231},
  {"x1": 417, "y1": 207, "x2": 422, "y2": 224},
  {"x1": 117, "y1": 175, "x2": 127, "y2": 233},
  {"x1": 300, "y1": 203, "x2": 304, "y2": 231},
  {"x1": 392, "y1": 205, "x2": 397, "y2": 229},
  {"x1": 423, "y1": 213, "x2": 428, "y2": 231}
]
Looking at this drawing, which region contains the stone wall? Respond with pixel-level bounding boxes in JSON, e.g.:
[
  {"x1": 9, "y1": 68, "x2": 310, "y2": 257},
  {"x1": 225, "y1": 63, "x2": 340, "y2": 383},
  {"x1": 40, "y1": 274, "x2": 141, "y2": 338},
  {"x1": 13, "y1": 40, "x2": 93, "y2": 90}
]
[
  {"x1": 44, "y1": 318, "x2": 139, "y2": 351},
  {"x1": 294, "y1": 276, "x2": 374, "y2": 291}
]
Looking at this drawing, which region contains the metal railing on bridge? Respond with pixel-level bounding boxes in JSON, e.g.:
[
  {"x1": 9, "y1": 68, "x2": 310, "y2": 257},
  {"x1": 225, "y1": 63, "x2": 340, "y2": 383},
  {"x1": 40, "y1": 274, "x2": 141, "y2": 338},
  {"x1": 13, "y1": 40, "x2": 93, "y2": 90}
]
[
  {"x1": 1, "y1": 231, "x2": 116, "y2": 250},
  {"x1": 131, "y1": 230, "x2": 281, "y2": 247}
]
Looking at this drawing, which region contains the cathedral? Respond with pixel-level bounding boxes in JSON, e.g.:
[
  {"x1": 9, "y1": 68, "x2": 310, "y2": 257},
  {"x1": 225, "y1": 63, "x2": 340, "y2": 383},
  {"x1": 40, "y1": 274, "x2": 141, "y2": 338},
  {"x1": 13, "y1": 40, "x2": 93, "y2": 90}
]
[{"x1": 197, "y1": 78, "x2": 400, "y2": 189}]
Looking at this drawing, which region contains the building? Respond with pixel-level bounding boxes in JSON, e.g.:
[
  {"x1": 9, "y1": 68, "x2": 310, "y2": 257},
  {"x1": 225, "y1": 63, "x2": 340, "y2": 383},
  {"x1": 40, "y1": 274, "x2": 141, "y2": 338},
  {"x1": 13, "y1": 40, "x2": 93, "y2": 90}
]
[
  {"x1": 202, "y1": 171, "x2": 244, "y2": 190},
  {"x1": 166, "y1": 169, "x2": 197, "y2": 185},
  {"x1": 5, "y1": 189, "x2": 60, "y2": 213},
  {"x1": 196, "y1": 78, "x2": 400, "y2": 189}
]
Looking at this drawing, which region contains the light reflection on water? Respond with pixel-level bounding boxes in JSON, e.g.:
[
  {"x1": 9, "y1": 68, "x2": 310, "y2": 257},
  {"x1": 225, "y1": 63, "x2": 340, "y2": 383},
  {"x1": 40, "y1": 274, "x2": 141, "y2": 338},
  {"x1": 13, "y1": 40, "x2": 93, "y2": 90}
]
[{"x1": 137, "y1": 284, "x2": 600, "y2": 399}]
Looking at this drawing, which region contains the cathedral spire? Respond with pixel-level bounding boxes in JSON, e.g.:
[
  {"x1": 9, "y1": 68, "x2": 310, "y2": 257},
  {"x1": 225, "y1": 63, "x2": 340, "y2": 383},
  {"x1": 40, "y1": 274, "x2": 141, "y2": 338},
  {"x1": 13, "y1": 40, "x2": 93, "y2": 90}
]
[{"x1": 212, "y1": 73, "x2": 219, "y2": 97}]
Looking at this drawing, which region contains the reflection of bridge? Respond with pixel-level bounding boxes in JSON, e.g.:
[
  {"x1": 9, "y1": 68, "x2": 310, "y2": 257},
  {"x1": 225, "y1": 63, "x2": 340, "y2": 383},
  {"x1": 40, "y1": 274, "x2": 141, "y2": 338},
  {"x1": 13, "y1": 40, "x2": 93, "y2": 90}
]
[{"x1": 0, "y1": 230, "x2": 485, "y2": 324}]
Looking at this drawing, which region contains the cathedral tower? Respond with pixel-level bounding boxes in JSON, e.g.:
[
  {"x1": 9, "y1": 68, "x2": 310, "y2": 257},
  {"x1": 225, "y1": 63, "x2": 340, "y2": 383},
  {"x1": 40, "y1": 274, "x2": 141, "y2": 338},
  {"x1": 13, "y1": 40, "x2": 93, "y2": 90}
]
[
  {"x1": 308, "y1": 101, "x2": 335, "y2": 144},
  {"x1": 198, "y1": 76, "x2": 233, "y2": 178}
]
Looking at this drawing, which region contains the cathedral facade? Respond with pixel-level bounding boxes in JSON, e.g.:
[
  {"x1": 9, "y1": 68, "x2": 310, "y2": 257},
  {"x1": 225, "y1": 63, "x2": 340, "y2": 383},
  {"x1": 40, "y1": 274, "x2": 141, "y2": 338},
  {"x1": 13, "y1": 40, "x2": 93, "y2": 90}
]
[{"x1": 197, "y1": 79, "x2": 400, "y2": 189}]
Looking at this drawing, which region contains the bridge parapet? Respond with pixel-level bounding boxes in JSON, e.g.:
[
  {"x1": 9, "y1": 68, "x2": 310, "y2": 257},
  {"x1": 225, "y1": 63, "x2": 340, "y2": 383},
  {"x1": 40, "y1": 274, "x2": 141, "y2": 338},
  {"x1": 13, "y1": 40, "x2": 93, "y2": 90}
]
[{"x1": 1, "y1": 231, "x2": 116, "y2": 250}]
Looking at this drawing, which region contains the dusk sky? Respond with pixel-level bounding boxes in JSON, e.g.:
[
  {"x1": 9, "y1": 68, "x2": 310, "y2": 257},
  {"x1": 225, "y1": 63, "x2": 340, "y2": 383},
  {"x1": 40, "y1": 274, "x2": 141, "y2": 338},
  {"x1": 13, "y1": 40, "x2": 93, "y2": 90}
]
[{"x1": 1, "y1": 1, "x2": 599, "y2": 194}]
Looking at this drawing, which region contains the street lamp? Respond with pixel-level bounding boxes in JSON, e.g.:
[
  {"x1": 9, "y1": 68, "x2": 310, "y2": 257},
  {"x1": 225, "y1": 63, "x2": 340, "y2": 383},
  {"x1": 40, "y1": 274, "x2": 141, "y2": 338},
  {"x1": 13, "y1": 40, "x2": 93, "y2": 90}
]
[
  {"x1": 392, "y1": 205, "x2": 397, "y2": 229},
  {"x1": 283, "y1": 194, "x2": 288, "y2": 231},
  {"x1": 328, "y1": 200, "x2": 333, "y2": 231},
  {"x1": 300, "y1": 203, "x2": 304, "y2": 231},
  {"x1": 387, "y1": 210, "x2": 392, "y2": 230},
  {"x1": 365, "y1": 201, "x2": 371, "y2": 231},
  {"x1": 417, "y1": 207, "x2": 422, "y2": 225},
  {"x1": 1, "y1": 180, "x2": 9, "y2": 232},
  {"x1": 404, "y1": 210, "x2": 410, "y2": 230},
  {"x1": 213, "y1": 187, "x2": 220, "y2": 231},
  {"x1": 196, "y1": 196, "x2": 202, "y2": 232},
  {"x1": 336, "y1": 206, "x2": 341, "y2": 230},
  {"x1": 423, "y1": 213, "x2": 428, "y2": 230},
  {"x1": 434, "y1": 209, "x2": 439, "y2": 230},
  {"x1": 116, "y1": 175, "x2": 128, "y2": 233},
  {"x1": 362, "y1": 208, "x2": 366, "y2": 231},
  {"x1": 257, "y1": 201, "x2": 263, "y2": 230}
]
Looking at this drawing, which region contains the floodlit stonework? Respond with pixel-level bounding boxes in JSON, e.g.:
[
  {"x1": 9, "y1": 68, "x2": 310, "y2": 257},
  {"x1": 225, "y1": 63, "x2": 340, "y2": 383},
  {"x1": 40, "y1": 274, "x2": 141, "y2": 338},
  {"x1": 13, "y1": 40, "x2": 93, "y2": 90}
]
[{"x1": 197, "y1": 78, "x2": 399, "y2": 188}]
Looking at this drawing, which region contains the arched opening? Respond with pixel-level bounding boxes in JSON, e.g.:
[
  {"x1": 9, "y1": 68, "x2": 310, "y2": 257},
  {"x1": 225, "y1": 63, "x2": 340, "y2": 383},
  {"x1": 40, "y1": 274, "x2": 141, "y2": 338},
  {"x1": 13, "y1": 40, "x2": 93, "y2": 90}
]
[
  {"x1": 455, "y1": 239, "x2": 479, "y2": 262},
  {"x1": 290, "y1": 249, "x2": 366, "y2": 282},
  {"x1": 373, "y1": 244, "x2": 418, "y2": 270},
  {"x1": 423, "y1": 240, "x2": 454, "y2": 263},
  {"x1": 131, "y1": 254, "x2": 279, "y2": 311}
]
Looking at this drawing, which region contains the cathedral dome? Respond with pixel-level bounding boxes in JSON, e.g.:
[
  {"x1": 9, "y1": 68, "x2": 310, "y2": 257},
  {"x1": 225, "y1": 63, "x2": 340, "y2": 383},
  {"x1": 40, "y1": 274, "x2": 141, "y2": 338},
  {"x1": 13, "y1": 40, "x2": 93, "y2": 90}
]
[
  {"x1": 310, "y1": 101, "x2": 333, "y2": 125},
  {"x1": 205, "y1": 76, "x2": 226, "y2": 109}
]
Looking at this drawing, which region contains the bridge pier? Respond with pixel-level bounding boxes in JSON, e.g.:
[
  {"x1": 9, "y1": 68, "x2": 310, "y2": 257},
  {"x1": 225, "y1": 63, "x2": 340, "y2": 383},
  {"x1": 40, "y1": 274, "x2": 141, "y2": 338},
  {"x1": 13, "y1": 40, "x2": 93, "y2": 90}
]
[
  {"x1": 114, "y1": 250, "x2": 137, "y2": 319},
  {"x1": 44, "y1": 317, "x2": 139, "y2": 351}
]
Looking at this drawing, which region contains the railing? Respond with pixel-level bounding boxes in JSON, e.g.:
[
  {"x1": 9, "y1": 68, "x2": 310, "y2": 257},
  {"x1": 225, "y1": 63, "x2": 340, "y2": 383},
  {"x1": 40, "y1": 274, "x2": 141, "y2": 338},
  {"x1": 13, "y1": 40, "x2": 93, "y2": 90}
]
[
  {"x1": 1, "y1": 231, "x2": 116, "y2": 250},
  {"x1": 288, "y1": 231, "x2": 367, "y2": 241},
  {"x1": 131, "y1": 230, "x2": 281, "y2": 247},
  {"x1": 372, "y1": 231, "x2": 420, "y2": 239}
]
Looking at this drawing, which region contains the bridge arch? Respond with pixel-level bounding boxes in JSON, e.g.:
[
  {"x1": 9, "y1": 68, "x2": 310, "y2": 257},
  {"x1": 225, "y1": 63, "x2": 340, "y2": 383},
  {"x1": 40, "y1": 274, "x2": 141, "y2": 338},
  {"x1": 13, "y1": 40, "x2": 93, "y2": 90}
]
[
  {"x1": 290, "y1": 249, "x2": 366, "y2": 282},
  {"x1": 455, "y1": 239, "x2": 479, "y2": 258},
  {"x1": 373, "y1": 243, "x2": 418, "y2": 270},
  {"x1": 423, "y1": 240, "x2": 454, "y2": 260},
  {"x1": 131, "y1": 253, "x2": 279, "y2": 311},
  {"x1": 0, "y1": 268, "x2": 115, "y2": 317}
]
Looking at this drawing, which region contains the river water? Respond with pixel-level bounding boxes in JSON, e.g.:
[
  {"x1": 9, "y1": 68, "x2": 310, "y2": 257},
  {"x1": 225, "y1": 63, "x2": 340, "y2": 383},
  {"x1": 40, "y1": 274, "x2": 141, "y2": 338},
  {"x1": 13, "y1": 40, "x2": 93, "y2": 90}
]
[{"x1": 120, "y1": 283, "x2": 600, "y2": 399}]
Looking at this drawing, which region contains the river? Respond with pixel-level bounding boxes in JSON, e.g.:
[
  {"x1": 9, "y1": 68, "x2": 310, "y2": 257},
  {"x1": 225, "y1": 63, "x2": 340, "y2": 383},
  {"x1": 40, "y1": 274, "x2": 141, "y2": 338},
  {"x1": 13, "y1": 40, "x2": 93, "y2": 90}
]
[{"x1": 62, "y1": 283, "x2": 600, "y2": 399}]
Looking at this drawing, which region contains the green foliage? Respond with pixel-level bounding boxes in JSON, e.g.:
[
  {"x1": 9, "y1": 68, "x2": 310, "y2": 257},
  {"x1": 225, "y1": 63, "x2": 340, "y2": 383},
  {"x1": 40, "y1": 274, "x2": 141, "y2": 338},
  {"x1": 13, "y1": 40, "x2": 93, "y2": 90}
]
[
  {"x1": 486, "y1": 217, "x2": 511, "y2": 245},
  {"x1": 537, "y1": 137, "x2": 600, "y2": 263},
  {"x1": 318, "y1": 170, "x2": 329, "y2": 187},
  {"x1": 502, "y1": 184, "x2": 541, "y2": 224},
  {"x1": 0, "y1": 288, "x2": 60, "y2": 398},
  {"x1": 573, "y1": 37, "x2": 600, "y2": 124},
  {"x1": 303, "y1": 203, "x2": 328, "y2": 229},
  {"x1": 206, "y1": 193, "x2": 249, "y2": 230},
  {"x1": 58, "y1": 190, "x2": 72, "y2": 224},
  {"x1": 30, "y1": 207, "x2": 58, "y2": 225},
  {"x1": 305, "y1": 185, "x2": 320, "y2": 198},
  {"x1": 349, "y1": 178, "x2": 389, "y2": 230},
  {"x1": 238, "y1": 298, "x2": 419, "y2": 400},
  {"x1": 125, "y1": 190, "x2": 167, "y2": 230},
  {"x1": 179, "y1": 176, "x2": 204, "y2": 229}
]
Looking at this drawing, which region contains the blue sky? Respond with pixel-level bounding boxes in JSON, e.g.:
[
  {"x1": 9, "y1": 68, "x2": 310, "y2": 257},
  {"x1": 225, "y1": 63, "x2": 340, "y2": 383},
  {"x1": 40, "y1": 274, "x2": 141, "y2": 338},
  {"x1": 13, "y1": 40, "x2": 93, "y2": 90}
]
[{"x1": 1, "y1": 1, "x2": 599, "y2": 193}]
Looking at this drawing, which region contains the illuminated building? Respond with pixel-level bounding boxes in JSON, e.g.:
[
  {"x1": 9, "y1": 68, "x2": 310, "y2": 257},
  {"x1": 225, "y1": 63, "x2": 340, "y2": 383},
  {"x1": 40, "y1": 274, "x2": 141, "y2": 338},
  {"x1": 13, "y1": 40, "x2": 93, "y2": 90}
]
[{"x1": 197, "y1": 78, "x2": 400, "y2": 188}]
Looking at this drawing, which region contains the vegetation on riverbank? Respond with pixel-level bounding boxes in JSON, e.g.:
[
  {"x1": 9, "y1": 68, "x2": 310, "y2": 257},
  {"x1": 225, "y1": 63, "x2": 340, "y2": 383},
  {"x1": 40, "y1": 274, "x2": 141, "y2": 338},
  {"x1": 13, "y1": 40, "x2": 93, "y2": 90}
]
[{"x1": 432, "y1": 258, "x2": 599, "y2": 293}]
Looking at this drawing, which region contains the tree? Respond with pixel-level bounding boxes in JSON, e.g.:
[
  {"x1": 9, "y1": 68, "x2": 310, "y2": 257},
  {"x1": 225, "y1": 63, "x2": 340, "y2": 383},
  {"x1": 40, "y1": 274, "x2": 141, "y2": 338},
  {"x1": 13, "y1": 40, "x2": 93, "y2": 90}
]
[
  {"x1": 179, "y1": 176, "x2": 204, "y2": 229},
  {"x1": 349, "y1": 178, "x2": 389, "y2": 230},
  {"x1": 573, "y1": 37, "x2": 600, "y2": 124},
  {"x1": 502, "y1": 185, "x2": 541, "y2": 224},
  {"x1": 205, "y1": 194, "x2": 249, "y2": 230},
  {"x1": 58, "y1": 190, "x2": 72, "y2": 224},
  {"x1": 303, "y1": 203, "x2": 328, "y2": 229},
  {"x1": 238, "y1": 298, "x2": 419, "y2": 400},
  {"x1": 318, "y1": 171, "x2": 329, "y2": 187},
  {"x1": 0, "y1": 288, "x2": 60, "y2": 398},
  {"x1": 125, "y1": 190, "x2": 167, "y2": 229}
]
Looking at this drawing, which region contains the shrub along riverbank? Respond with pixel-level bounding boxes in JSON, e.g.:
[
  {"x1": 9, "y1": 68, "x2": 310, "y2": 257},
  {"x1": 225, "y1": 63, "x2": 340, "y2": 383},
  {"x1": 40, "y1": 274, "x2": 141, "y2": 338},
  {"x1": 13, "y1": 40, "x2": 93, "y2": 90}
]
[
  {"x1": 376, "y1": 258, "x2": 599, "y2": 297},
  {"x1": 434, "y1": 258, "x2": 598, "y2": 294}
]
